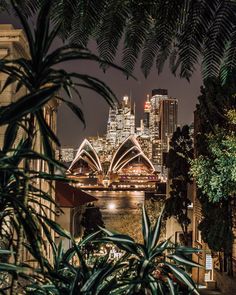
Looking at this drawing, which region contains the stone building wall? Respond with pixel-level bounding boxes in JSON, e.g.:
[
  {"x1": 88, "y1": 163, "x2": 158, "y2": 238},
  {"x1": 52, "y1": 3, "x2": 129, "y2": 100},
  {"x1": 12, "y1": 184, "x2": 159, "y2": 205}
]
[{"x1": 0, "y1": 24, "x2": 58, "y2": 264}]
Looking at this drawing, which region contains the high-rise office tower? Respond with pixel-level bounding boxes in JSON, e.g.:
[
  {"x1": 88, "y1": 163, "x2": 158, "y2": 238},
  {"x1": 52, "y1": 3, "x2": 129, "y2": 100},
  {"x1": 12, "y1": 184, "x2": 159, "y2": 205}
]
[
  {"x1": 106, "y1": 95, "x2": 135, "y2": 145},
  {"x1": 160, "y1": 96, "x2": 178, "y2": 148},
  {"x1": 149, "y1": 89, "x2": 178, "y2": 171},
  {"x1": 144, "y1": 94, "x2": 151, "y2": 129}
]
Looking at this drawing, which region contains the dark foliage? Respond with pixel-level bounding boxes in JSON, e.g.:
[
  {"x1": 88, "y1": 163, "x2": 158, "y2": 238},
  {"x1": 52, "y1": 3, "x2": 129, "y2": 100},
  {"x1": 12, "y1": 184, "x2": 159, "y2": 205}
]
[
  {"x1": 1, "y1": 0, "x2": 236, "y2": 80},
  {"x1": 165, "y1": 125, "x2": 193, "y2": 245},
  {"x1": 195, "y1": 72, "x2": 236, "y2": 274},
  {"x1": 81, "y1": 203, "x2": 105, "y2": 237}
]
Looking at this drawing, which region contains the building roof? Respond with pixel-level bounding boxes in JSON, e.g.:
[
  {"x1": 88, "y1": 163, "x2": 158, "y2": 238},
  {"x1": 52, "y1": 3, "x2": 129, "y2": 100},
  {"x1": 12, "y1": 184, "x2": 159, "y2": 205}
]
[{"x1": 55, "y1": 181, "x2": 97, "y2": 208}]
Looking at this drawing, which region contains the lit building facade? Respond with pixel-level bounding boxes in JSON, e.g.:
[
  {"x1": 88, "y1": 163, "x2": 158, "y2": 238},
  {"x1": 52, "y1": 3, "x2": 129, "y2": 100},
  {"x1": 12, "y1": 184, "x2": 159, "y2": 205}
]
[
  {"x1": 107, "y1": 95, "x2": 135, "y2": 146},
  {"x1": 57, "y1": 147, "x2": 75, "y2": 163},
  {"x1": 69, "y1": 136, "x2": 157, "y2": 189},
  {"x1": 0, "y1": 25, "x2": 29, "y2": 146},
  {"x1": 0, "y1": 25, "x2": 58, "y2": 263},
  {"x1": 68, "y1": 90, "x2": 178, "y2": 183},
  {"x1": 149, "y1": 89, "x2": 178, "y2": 172}
]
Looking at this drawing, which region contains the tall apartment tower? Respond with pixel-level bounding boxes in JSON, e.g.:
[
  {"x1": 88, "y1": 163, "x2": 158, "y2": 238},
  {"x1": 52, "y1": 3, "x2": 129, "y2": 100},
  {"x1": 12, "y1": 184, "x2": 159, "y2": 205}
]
[
  {"x1": 150, "y1": 89, "x2": 178, "y2": 172},
  {"x1": 106, "y1": 95, "x2": 135, "y2": 146},
  {"x1": 144, "y1": 94, "x2": 151, "y2": 129}
]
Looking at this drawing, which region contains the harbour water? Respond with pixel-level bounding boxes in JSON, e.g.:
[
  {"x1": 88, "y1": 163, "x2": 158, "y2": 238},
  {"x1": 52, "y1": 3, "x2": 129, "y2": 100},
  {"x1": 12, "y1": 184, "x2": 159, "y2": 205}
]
[{"x1": 87, "y1": 190, "x2": 145, "y2": 241}]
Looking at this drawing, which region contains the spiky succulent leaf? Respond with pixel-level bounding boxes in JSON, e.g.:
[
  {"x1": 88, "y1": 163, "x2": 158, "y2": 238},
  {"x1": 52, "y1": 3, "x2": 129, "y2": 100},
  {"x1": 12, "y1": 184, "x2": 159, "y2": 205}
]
[{"x1": 142, "y1": 205, "x2": 151, "y2": 248}]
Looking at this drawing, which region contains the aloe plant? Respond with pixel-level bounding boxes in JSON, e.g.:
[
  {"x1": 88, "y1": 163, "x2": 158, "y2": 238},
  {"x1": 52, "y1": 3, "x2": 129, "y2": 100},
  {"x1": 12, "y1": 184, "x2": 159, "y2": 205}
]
[
  {"x1": 23, "y1": 207, "x2": 201, "y2": 295},
  {"x1": 100, "y1": 206, "x2": 201, "y2": 294}
]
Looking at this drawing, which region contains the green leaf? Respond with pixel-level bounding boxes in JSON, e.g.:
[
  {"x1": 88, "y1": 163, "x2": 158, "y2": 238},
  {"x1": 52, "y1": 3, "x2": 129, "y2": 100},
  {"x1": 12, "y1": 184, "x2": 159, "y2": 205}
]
[
  {"x1": 0, "y1": 73, "x2": 17, "y2": 93},
  {"x1": 43, "y1": 216, "x2": 71, "y2": 240},
  {"x1": 150, "y1": 210, "x2": 163, "y2": 250},
  {"x1": 3, "y1": 121, "x2": 19, "y2": 151},
  {"x1": 0, "y1": 250, "x2": 13, "y2": 255},
  {"x1": 0, "y1": 262, "x2": 27, "y2": 272},
  {"x1": 139, "y1": 259, "x2": 149, "y2": 278},
  {"x1": 58, "y1": 97, "x2": 85, "y2": 126},
  {"x1": 103, "y1": 234, "x2": 135, "y2": 245},
  {"x1": 165, "y1": 262, "x2": 200, "y2": 295},
  {"x1": 11, "y1": 0, "x2": 36, "y2": 59},
  {"x1": 168, "y1": 254, "x2": 202, "y2": 268},
  {"x1": 35, "y1": 1, "x2": 51, "y2": 59},
  {"x1": 99, "y1": 226, "x2": 116, "y2": 237},
  {"x1": 79, "y1": 231, "x2": 100, "y2": 247},
  {"x1": 157, "y1": 281, "x2": 165, "y2": 295},
  {"x1": 175, "y1": 246, "x2": 202, "y2": 254},
  {"x1": 36, "y1": 109, "x2": 61, "y2": 147},
  {"x1": 142, "y1": 205, "x2": 150, "y2": 248},
  {"x1": 167, "y1": 277, "x2": 176, "y2": 295}
]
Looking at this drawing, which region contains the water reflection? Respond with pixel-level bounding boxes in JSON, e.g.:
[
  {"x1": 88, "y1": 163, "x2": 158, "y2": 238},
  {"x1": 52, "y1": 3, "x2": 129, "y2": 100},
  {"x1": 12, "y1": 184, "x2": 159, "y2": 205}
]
[{"x1": 88, "y1": 191, "x2": 145, "y2": 241}]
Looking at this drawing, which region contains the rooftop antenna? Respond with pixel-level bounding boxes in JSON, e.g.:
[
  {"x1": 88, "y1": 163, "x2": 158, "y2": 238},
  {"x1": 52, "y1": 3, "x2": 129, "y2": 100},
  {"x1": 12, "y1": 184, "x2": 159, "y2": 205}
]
[{"x1": 129, "y1": 89, "x2": 132, "y2": 107}]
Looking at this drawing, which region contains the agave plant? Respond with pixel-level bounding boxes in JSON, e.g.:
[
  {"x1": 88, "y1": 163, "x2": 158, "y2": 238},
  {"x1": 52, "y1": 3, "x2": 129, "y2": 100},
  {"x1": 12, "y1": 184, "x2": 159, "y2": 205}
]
[
  {"x1": 100, "y1": 206, "x2": 201, "y2": 294},
  {"x1": 23, "y1": 207, "x2": 201, "y2": 295},
  {"x1": 24, "y1": 233, "x2": 127, "y2": 295}
]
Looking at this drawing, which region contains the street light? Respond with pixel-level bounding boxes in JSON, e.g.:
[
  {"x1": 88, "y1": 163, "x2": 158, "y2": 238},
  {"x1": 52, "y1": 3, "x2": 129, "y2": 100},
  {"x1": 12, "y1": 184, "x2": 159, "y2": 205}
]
[{"x1": 108, "y1": 202, "x2": 116, "y2": 211}]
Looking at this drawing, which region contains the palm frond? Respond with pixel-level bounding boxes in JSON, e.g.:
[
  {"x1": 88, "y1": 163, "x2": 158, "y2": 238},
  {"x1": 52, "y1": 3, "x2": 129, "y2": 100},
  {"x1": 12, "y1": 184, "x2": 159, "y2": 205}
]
[
  {"x1": 220, "y1": 32, "x2": 236, "y2": 83},
  {"x1": 202, "y1": 1, "x2": 236, "y2": 79},
  {"x1": 96, "y1": 0, "x2": 129, "y2": 63},
  {"x1": 70, "y1": 0, "x2": 106, "y2": 47},
  {"x1": 51, "y1": 0, "x2": 78, "y2": 40},
  {"x1": 141, "y1": 0, "x2": 182, "y2": 77},
  {"x1": 122, "y1": 6, "x2": 152, "y2": 75}
]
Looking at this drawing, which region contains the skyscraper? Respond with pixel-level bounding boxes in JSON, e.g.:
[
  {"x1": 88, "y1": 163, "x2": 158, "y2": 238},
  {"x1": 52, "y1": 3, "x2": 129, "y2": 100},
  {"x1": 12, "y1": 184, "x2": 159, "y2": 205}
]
[
  {"x1": 144, "y1": 94, "x2": 151, "y2": 129},
  {"x1": 71, "y1": 90, "x2": 178, "y2": 178},
  {"x1": 149, "y1": 89, "x2": 178, "y2": 172},
  {"x1": 106, "y1": 95, "x2": 135, "y2": 146}
]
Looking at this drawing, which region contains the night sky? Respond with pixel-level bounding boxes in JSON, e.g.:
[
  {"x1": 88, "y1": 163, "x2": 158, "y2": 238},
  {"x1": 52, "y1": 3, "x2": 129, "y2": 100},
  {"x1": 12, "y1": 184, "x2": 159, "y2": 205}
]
[{"x1": 0, "y1": 14, "x2": 202, "y2": 149}]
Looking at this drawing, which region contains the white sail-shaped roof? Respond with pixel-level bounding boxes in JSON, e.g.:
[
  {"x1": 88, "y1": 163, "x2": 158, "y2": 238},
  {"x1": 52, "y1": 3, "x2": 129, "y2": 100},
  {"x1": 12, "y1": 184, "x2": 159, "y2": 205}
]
[
  {"x1": 69, "y1": 139, "x2": 102, "y2": 173},
  {"x1": 108, "y1": 135, "x2": 155, "y2": 173}
]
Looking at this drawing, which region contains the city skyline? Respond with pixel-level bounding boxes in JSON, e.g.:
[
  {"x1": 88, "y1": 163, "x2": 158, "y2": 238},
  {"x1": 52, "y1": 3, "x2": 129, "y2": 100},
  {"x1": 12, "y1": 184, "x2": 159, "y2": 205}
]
[
  {"x1": 58, "y1": 72, "x2": 201, "y2": 149},
  {"x1": 63, "y1": 88, "x2": 178, "y2": 184},
  {"x1": 58, "y1": 69, "x2": 201, "y2": 147}
]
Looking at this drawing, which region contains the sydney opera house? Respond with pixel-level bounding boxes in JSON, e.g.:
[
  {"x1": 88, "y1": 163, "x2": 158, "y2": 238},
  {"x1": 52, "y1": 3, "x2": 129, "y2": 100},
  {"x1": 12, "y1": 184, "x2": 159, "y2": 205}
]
[
  {"x1": 68, "y1": 136, "x2": 158, "y2": 189},
  {"x1": 65, "y1": 89, "x2": 177, "y2": 189}
]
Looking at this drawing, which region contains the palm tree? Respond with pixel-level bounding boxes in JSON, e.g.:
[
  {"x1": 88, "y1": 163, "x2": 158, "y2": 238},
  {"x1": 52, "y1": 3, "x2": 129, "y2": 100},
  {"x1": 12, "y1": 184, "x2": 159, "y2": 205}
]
[{"x1": 1, "y1": 0, "x2": 236, "y2": 82}]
